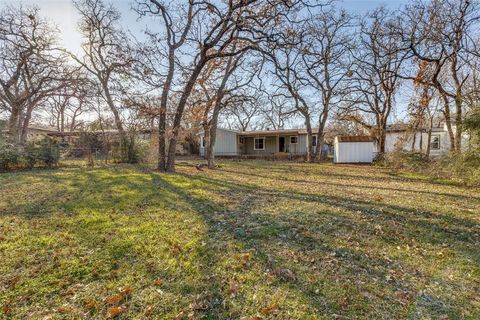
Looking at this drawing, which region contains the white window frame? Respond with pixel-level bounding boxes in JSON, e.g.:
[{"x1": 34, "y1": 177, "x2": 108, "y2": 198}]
[
  {"x1": 201, "y1": 136, "x2": 205, "y2": 148},
  {"x1": 254, "y1": 137, "x2": 265, "y2": 150},
  {"x1": 311, "y1": 135, "x2": 317, "y2": 146},
  {"x1": 290, "y1": 136, "x2": 298, "y2": 144},
  {"x1": 430, "y1": 134, "x2": 440, "y2": 150}
]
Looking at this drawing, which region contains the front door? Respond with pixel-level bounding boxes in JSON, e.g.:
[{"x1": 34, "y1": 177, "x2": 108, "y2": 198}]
[{"x1": 279, "y1": 136, "x2": 285, "y2": 152}]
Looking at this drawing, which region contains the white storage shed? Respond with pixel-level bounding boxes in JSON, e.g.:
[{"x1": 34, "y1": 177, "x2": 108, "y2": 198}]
[{"x1": 334, "y1": 136, "x2": 374, "y2": 163}]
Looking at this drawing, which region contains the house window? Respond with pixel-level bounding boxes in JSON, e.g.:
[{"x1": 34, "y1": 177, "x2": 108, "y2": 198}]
[
  {"x1": 254, "y1": 137, "x2": 265, "y2": 150},
  {"x1": 312, "y1": 136, "x2": 317, "y2": 146},
  {"x1": 239, "y1": 137, "x2": 245, "y2": 144},
  {"x1": 201, "y1": 136, "x2": 205, "y2": 148},
  {"x1": 290, "y1": 136, "x2": 298, "y2": 144},
  {"x1": 430, "y1": 135, "x2": 440, "y2": 150}
]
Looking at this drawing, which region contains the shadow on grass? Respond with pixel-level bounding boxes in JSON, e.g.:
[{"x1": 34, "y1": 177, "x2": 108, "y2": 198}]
[
  {"x1": 216, "y1": 166, "x2": 479, "y2": 201},
  {"x1": 149, "y1": 170, "x2": 479, "y2": 317},
  {"x1": 1, "y1": 164, "x2": 478, "y2": 318}
]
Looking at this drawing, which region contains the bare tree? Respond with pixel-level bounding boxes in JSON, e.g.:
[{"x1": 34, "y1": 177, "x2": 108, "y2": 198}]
[
  {"x1": 134, "y1": 0, "x2": 196, "y2": 171},
  {"x1": 71, "y1": 0, "x2": 135, "y2": 162},
  {"x1": 302, "y1": 8, "x2": 353, "y2": 160},
  {"x1": 265, "y1": 36, "x2": 318, "y2": 161},
  {"x1": 398, "y1": 0, "x2": 480, "y2": 152},
  {"x1": 259, "y1": 95, "x2": 294, "y2": 130},
  {"x1": 224, "y1": 99, "x2": 261, "y2": 132},
  {"x1": 0, "y1": 5, "x2": 72, "y2": 145},
  {"x1": 46, "y1": 73, "x2": 92, "y2": 132},
  {"x1": 342, "y1": 8, "x2": 408, "y2": 156},
  {"x1": 136, "y1": 0, "x2": 311, "y2": 172}
]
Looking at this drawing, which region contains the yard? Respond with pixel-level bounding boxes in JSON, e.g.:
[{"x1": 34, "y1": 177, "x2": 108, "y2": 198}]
[{"x1": 0, "y1": 161, "x2": 479, "y2": 319}]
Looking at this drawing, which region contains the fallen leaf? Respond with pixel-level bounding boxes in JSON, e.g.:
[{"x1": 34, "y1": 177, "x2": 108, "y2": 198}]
[
  {"x1": 261, "y1": 303, "x2": 279, "y2": 315},
  {"x1": 119, "y1": 286, "x2": 133, "y2": 296},
  {"x1": 228, "y1": 282, "x2": 240, "y2": 296},
  {"x1": 84, "y1": 298, "x2": 98, "y2": 310},
  {"x1": 2, "y1": 305, "x2": 12, "y2": 316},
  {"x1": 105, "y1": 295, "x2": 123, "y2": 305},
  {"x1": 107, "y1": 305, "x2": 127, "y2": 318}
]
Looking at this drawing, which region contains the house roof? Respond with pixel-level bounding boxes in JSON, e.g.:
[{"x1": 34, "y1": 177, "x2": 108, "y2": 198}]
[
  {"x1": 1, "y1": 125, "x2": 58, "y2": 133},
  {"x1": 336, "y1": 135, "x2": 373, "y2": 142},
  {"x1": 237, "y1": 128, "x2": 324, "y2": 136},
  {"x1": 386, "y1": 123, "x2": 446, "y2": 133}
]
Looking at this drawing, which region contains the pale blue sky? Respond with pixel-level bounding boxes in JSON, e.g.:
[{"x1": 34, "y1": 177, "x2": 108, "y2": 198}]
[{"x1": 1, "y1": 0, "x2": 410, "y2": 53}]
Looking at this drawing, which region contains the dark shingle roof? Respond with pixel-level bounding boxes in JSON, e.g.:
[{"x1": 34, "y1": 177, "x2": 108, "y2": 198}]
[{"x1": 336, "y1": 135, "x2": 373, "y2": 142}]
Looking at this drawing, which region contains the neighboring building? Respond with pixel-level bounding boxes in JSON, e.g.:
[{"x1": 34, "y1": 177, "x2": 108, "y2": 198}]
[
  {"x1": 1, "y1": 125, "x2": 58, "y2": 142},
  {"x1": 383, "y1": 122, "x2": 455, "y2": 156},
  {"x1": 199, "y1": 128, "x2": 331, "y2": 157},
  {"x1": 334, "y1": 136, "x2": 374, "y2": 163}
]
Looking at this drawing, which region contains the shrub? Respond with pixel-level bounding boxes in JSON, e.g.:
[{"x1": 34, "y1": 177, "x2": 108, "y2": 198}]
[
  {"x1": 21, "y1": 142, "x2": 39, "y2": 169},
  {"x1": 36, "y1": 137, "x2": 60, "y2": 167},
  {"x1": 0, "y1": 141, "x2": 20, "y2": 170},
  {"x1": 382, "y1": 150, "x2": 430, "y2": 171},
  {"x1": 382, "y1": 149, "x2": 480, "y2": 186},
  {"x1": 0, "y1": 137, "x2": 61, "y2": 171}
]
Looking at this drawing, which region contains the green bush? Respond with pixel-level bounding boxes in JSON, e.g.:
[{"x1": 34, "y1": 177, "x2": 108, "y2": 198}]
[
  {"x1": 0, "y1": 137, "x2": 61, "y2": 171},
  {"x1": 0, "y1": 141, "x2": 20, "y2": 170},
  {"x1": 36, "y1": 138, "x2": 60, "y2": 167},
  {"x1": 21, "y1": 142, "x2": 38, "y2": 169}
]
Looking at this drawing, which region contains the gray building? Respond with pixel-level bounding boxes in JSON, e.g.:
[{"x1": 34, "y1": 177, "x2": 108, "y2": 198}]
[{"x1": 199, "y1": 128, "x2": 329, "y2": 157}]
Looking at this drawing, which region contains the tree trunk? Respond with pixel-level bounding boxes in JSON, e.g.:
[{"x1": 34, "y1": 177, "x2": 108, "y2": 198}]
[
  {"x1": 166, "y1": 58, "x2": 206, "y2": 172},
  {"x1": 206, "y1": 104, "x2": 223, "y2": 169},
  {"x1": 377, "y1": 121, "x2": 387, "y2": 158},
  {"x1": 304, "y1": 114, "x2": 313, "y2": 162},
  {"x1": 8, "y1": 104, "x2": 20, "y2": 143},
  {"x1": 314, "y1": 110, "x2": 329, "y2": 161},
  {"x1": 454, "y1": 95, "x2": 463, "y2": 152},
  {"x1": 426, "y1": 117, "x2": 433, "y2": 157},
  {"x1": 411, "y1": 127, "x2": 417, "y2": 152},
  {"x1": 441, "y1": 93, "x2": 456, "y2": 151},
  {"x1": 102, "y1": 82, "x2": 130, "y2": 162},
  {"x1": 157, "y1": 48, "x2": 176, "y2": 172}
]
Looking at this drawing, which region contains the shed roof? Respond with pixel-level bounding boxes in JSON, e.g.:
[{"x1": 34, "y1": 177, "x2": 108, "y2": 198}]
[{"x1": 336, "y1": 135, "x2": 373, "y2": 142}]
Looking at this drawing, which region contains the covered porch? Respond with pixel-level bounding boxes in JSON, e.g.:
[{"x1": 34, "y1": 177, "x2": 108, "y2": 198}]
[{"x1": 237, "y1": 130, "x2": 304, "y2": 155}]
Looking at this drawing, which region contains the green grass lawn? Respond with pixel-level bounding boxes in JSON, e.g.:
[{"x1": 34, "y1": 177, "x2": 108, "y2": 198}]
[{"x1": 0, "y1": 161, "x2": 479, "y2": 319}]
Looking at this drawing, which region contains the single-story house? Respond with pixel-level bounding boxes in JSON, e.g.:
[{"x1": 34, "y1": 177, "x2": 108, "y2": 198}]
[
  {"x1": 200, "y1": 121, "x2": 466, "y2": 161},
  {"x1": 199, "y1": 128, "x2": 330, "y2": 157}
]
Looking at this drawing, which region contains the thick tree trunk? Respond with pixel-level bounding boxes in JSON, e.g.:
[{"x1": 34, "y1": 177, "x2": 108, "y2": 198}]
[
  {"x1": 206, "y1": 107, "x2": 222, "y2": 169},
  {"x1": 377, "y1": 120, "x2": 387, "y2": 157},
  {"x1": 454, "y1": 95, "x2": 463, "y2": 152},
  {"x1": 8, "y1": 105, "x2": 20, "y2": 143},
  {"x1": 304, "y1": 114, "x2": 313, "y2": 162},
  {"x1": 426, "y1": 117, "x2": 433, "y2": 157},
  {"x1": 314, "y1": 110, "x2": 329, "y2": 162},
  {"x1": 166, "y1": 58, "x2": 206, "y2": 172},
  {"x1": 157, "y1": 49, "x2": 176, "y2": 172},
  {"x1": 158, "y1": 109, "x2": 167, "y2": 171},
  {"x1": 411, "y1": 127, "x2": 417, "y2": 152},
  {"x1": 20, "y1": 105, "x2": 34, "y2": 145},
  {"x1": 102, "y1": 82, "x2": 130, "y2": 162},
  {"x1": 441, "y1": 93, "x2": 456, "y2": 151}
]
